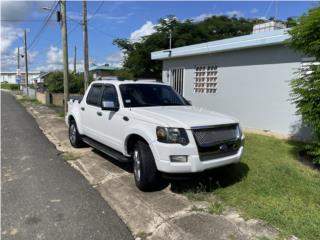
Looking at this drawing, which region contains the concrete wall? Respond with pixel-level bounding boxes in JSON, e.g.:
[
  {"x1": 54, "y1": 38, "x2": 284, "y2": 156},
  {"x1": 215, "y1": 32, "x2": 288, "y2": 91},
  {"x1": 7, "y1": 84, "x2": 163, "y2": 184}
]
[
  {"x1": 162, "y1": 45, "x2": 312, "y2": 140},
  {"x1": 50, "y1": 93, "x2": 64, "y2": 107},
  {"x1": 50, "y1": 93, "x2": 82, "y2": 107},
  {"x1": 22, "y1": 87, "x2": 36, "y2": 99},
  {"x1": 36, "y1": 92, "x2": 49, "y2": 105}
]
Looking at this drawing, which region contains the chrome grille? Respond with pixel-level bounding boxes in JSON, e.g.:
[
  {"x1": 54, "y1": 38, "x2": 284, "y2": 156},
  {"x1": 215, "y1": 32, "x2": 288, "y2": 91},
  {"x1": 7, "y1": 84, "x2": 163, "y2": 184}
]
[
  {"x1": 192, "y1": 124, "x2": 238, "y2": 147},
  {"x1": 192, "y1": 124, "x2": 241, "y2": 161}
]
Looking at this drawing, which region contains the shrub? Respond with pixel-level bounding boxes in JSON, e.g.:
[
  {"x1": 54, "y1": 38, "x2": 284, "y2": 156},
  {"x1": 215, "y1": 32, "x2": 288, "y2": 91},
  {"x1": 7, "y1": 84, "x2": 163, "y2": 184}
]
[
  {"x1": 44, "y1": 71, "x2": 87, "y2": 94},
  {"x1": 0, "y1": 83, "x2": 19, "y2": 90},
  {"x1": 289, "y1": 6, "x2": 320, "y2": 164}
]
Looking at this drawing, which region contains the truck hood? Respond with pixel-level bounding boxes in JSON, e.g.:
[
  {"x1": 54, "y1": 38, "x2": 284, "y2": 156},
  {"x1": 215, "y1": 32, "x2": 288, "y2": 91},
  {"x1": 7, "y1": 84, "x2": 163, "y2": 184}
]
[{"x1": 130, "y1": 106, "x2": 238, "y2": 129}]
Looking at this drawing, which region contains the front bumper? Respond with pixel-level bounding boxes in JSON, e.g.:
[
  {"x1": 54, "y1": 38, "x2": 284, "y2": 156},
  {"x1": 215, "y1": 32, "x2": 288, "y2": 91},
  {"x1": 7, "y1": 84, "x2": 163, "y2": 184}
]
[{"x1": 151, "y1": 134, "x2": 244, "y2": 173}]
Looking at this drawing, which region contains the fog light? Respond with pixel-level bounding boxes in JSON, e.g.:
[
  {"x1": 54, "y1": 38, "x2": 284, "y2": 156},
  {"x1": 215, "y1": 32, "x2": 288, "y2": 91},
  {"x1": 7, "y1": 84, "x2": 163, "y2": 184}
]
[{"x1": 170, "y1": 155, "x2": 188, "y2": 163}]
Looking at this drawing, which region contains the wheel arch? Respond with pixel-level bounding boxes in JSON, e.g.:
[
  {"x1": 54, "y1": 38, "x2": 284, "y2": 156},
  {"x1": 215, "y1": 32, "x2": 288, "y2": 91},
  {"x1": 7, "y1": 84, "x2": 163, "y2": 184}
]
[{"x1": 125, "y1": 134, "x2": 148, "y2": 156}]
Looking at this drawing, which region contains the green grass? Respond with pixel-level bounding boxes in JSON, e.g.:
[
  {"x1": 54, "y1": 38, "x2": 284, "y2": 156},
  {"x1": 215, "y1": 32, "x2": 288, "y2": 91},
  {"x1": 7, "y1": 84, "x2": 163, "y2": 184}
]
[
  {"x1": 0, "y1": 83, "x2": 19, "y2": 90},
  {"x1": 176, "y1": 133, "x2": 320, "y2": 240},
  {"x1": 208, "y1": 202, "x2": 224, "y2": 215},
  {"x1": 18, "y1": 96, "x2": 40, "y2": 104},
  {"x1": 62, "y1": 152, "x2": 80, "y2": 161}
]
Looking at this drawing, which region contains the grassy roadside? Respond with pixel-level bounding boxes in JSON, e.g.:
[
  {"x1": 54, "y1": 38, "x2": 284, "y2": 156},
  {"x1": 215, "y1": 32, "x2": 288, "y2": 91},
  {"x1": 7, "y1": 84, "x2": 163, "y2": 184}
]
[
  {"x1": 17, "y1": 96, "x2": 40, "y2": 105},
  {"x1": 176, "y1": 133, "x2": 320, "y2": 240}
]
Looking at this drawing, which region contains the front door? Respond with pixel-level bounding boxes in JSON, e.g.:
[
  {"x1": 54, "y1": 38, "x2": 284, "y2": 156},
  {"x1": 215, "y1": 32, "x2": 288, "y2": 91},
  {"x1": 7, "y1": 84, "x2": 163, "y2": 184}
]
[{"x1": 97, "y1": 84, "x2": 123, "y2": 152}]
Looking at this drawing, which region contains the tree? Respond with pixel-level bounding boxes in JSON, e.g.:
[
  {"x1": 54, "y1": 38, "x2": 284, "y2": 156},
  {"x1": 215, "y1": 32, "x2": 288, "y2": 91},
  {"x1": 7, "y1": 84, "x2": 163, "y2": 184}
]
[
  {"x1": 44, "y1": 71, "x2": 89, "y2": 94},
  {"x1": 113, "y1": 15, "x2": 255, "y2": 79},
  {"x1": 288, "y1": 6, "x2": 320, "y2": 163}
]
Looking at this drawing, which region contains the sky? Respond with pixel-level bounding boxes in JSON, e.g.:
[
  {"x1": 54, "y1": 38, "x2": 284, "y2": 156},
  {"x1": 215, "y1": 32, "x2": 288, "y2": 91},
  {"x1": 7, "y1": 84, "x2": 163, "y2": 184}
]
[{"x1": 1, "y1": 1, "x2": 317, "y2": 72}]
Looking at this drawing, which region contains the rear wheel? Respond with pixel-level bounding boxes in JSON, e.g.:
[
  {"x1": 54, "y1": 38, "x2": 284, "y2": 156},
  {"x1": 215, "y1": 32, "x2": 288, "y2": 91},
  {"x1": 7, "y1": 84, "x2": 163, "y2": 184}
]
[
  {"x1": 69, "y1": 120, "x2": 84, "y2": 148},
  {"x1": 133, "y1": 141, "x2": 160, "y2": 191}
]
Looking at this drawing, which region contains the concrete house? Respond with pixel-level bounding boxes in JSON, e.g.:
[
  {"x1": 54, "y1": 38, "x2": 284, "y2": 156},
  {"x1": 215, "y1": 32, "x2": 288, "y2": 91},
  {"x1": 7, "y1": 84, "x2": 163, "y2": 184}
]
[{"x1": 151, "y1": 23, "x2": 313, "y2": 140}]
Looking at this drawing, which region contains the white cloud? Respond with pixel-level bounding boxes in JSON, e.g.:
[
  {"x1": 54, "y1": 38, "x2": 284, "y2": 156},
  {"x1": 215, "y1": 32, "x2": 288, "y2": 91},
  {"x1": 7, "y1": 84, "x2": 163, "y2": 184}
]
[
  {"x1": 0, "y1": 25, "x2": 24, "y2": 54},
  {"x1": 225, "y1": 11, "x2": 243, "y2": 18},
  {"x1": 105, "y1": 51, "x2": 124, "y2": 67},
  {"x1": 1, "y1": 1, "x2": 45, "y2": 22},
  {"x1": 191, "y1": 13, "x2": 214, "y2": 22},
  {"x1": 1, "y1": 47, "x2": 38, "y2": 71},
  {"x1": 190, "y1": 10, "x2": 243, "y2": 22},
  {"x1": 250, "y1": 8, "x2": 259, "y2": 14},
  {"x1": 47, "y1": 46, "x2": 63, "y2": 66},
  {"x1": 0, "y1": 1, "x2": 49, "y2": 70},
  {"x1": 130, "y1": 21, "x2": 156, "y2": 42},
  {"x1": 36, "y1": 46, "x2": 63, "y2": 71}
]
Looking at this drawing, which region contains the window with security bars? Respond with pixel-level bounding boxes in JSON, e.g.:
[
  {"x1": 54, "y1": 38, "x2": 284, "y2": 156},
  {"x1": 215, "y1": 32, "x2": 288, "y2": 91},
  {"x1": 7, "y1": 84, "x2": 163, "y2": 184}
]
[{"x1": 194, "y1": 65, "x2": 218, "y2": 94}]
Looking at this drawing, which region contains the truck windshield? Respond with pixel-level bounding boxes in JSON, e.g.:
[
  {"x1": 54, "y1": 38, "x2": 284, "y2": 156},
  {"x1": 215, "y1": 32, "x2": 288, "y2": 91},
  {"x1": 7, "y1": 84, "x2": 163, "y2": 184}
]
[{"x1": 119, "y1": 84, "x2": 187, "y2": 107}]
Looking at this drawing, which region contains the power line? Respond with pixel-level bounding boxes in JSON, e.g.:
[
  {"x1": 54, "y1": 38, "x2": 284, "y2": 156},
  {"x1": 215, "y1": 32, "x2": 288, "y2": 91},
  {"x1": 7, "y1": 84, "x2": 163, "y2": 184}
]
[
  {"x1": 28, "y1": 1, "x2": 59, "y2": 51},
  {"x1": 88, "y1": 1, "x2": 105, "y2": 22}
]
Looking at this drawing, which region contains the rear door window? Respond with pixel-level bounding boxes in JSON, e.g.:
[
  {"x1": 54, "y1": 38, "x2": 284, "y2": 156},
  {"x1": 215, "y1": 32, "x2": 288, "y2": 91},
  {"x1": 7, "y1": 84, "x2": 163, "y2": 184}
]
[{"x1": 86, "y1": 85, "x2": 103, "y2": 107}]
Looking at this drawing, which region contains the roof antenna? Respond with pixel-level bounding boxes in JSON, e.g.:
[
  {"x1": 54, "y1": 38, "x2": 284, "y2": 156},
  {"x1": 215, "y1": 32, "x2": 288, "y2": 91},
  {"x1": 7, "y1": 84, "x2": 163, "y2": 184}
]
[{"x1": 163, "y1": 30, "x2": 172, "y2": 57}]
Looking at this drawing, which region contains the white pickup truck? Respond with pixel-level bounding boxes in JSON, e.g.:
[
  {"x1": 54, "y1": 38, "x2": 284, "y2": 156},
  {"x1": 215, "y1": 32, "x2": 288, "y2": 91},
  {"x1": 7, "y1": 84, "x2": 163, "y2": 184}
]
[{"x1": 66, "y1": 80, "x2": 244, "y2": 191}]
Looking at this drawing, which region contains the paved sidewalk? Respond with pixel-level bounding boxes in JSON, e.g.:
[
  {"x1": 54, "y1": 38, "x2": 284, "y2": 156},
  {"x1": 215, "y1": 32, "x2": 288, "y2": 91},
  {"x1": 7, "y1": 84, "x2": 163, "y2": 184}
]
[{"x1": 17, "y1": 94, "x2": 282, "y2": 240}]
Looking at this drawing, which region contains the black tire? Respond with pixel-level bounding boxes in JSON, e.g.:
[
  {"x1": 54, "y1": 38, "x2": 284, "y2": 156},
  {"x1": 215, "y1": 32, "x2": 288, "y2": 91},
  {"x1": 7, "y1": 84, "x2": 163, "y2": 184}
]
[
  {"x1": 132, "y1": 141, "x2": 160, "y2": 191},
  {"x1": 69, "y1": 120, "x2": 84, "y2": 148}
]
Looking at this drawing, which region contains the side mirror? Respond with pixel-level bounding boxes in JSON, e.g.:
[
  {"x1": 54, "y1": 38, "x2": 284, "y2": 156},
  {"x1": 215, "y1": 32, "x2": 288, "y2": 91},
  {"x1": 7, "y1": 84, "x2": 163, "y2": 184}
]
[
  {"x1": 101, "y1": 100, "x2": 119, "y2": 112},
  {"x1": 182, "y1": 97, "x2": 192, "y2": 106}
]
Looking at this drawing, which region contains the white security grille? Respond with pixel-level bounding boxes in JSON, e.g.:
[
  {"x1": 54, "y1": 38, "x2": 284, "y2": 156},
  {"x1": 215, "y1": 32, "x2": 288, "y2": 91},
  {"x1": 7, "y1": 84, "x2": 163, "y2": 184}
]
[
  {"x1": 194, "y1": 65, "x2": 218, "y2": 94},
  {"x1": 170, "y1": 68, "x2": 184, "y2": 95}
]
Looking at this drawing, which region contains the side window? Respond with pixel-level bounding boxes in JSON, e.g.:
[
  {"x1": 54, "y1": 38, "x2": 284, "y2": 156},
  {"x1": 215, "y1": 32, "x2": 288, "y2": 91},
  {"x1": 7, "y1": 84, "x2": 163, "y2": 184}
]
[
  {"x1": 101, "y1": 85, "x2": 118, "y2": 105},
  {"x1": 86, "y1": 85, "x2": 103, "y2": 106}
]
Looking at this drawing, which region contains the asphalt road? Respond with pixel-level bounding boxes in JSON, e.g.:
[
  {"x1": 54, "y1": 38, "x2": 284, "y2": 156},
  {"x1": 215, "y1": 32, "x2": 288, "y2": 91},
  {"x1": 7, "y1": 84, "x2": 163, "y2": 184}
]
[{"x1": 1, "y1": 91, "x2": 133, "y2": 240}]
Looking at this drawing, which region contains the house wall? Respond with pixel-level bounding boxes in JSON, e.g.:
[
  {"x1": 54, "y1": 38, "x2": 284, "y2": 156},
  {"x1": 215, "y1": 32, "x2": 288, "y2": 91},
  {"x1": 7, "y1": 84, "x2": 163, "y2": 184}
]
[
  {"x1": 0, "y1": 73, "x2": 41, "y2": 84},
  {"x1": 162, "y1": 45, "x2": 312, "y2": 140}
]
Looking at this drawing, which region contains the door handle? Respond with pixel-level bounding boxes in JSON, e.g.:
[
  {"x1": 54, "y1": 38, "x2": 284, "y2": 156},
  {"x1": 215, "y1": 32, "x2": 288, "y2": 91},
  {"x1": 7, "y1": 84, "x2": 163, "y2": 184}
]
[
  {"x1": 97, "y1": 111, "x2": 102, "y2": 116},
  {"x1": 81, "y1": 107, "x2": 85, "y2": 111},
  {"x1": 123, "y1": 116, "x2": 129, "y2": 121}
]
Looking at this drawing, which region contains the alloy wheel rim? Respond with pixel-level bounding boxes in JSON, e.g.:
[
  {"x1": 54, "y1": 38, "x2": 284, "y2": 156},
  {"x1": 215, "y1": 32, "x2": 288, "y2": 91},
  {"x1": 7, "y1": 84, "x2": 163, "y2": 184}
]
[
  {"x1": 70, "y1": 124, "x2": 76, "y2": 144},
  {"x1": 133, "y1": 150, "x2": 141, "y2": 182}
]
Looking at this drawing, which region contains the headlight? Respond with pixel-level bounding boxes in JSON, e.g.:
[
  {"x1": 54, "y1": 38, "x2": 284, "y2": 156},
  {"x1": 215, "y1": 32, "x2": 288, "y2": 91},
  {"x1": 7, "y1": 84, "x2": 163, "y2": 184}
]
[
  {"x1": 235, "y1": 124, "x2": 242, "y2": 139},
  {"x1": 156, "y1": 127, "x2": 189, "y2": 145}
]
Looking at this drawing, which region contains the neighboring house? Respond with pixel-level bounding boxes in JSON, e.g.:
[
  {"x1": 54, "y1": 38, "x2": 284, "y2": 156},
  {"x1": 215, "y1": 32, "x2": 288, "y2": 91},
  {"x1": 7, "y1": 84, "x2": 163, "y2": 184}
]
[
  {"x1": 0, "y1": 71, "x2": 45, "y2": 84},
  {"x1": 89, "y1": 64, "x2": 120, "y2": 80},
  {"x1": 151, "y1": 22, "x2": 314, "y2": 140}
]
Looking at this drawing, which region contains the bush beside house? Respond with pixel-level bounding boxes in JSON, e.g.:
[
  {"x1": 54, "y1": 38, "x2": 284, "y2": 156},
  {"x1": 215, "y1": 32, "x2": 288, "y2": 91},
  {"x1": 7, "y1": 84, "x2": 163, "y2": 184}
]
[{"x1": 289, "y1": 6, "x2": 320, "y2": 164}]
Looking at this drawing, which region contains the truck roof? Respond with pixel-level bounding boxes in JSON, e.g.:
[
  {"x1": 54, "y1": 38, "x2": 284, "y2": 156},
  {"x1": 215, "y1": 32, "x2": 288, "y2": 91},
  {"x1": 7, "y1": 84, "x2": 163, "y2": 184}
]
[{"x1": 90, "y1": 80, "x2": 165, "y2": 86}]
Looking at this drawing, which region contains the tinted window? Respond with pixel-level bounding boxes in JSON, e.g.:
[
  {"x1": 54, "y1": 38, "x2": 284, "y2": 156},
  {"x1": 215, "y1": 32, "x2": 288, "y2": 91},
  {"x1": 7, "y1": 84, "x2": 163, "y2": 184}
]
[
  {"x1": 101, "y1": 85, "x2": 118, "y2": 104},
  {"x1": 119, "y1": 84, "x2": 186, "y2": 107},
  {"x1": 86, "y1": 85, "x2": 103, "y2": 106}
]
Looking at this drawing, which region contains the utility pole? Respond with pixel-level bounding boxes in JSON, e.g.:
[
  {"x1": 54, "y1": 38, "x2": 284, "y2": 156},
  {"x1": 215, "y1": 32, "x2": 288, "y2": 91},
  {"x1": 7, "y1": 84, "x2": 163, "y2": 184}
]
[
  {"x1": 74, "y1": 45, "x2": 77, "y2": 73},
  {"x1": 24, "y1": 30, "x2": 29, "y2": 96},
  {"x1": 60, "y1": 0, "x2": 69, "y2": 114},
  {"x1": 17, "y1": 47, "x2": 20, "y2": 86},
  {"x1": 17, "y1": 47, "x2": 20, "y2": 71},
  {"x1": 83, "y1": 0, "x2": 89, "y2": 90},
  {"x1": 169, "y1": 30, "x2": 172, "y2": 50}
]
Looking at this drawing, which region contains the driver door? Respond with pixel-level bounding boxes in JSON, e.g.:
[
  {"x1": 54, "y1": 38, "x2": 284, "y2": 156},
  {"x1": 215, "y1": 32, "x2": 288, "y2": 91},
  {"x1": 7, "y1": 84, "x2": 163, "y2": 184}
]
[{"x1": 97, "y1": 84, "x2": 123, "y2": 152}]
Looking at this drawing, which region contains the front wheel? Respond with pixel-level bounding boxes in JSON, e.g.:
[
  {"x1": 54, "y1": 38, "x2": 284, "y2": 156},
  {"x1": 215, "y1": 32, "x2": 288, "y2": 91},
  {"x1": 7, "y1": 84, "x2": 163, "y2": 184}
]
[
  {"x1": 133, "y1": 141, "x2": 160, "y2": 191},
  {"x1": 69, "y1": 120, "x2": 84, "y2": 148}
]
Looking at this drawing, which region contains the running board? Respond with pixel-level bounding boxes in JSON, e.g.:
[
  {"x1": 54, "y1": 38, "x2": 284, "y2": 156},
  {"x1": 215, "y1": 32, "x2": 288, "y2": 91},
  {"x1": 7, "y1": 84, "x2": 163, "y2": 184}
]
[{"x1": 82, "y1": 136, "x2": 130, "y2": 163}]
